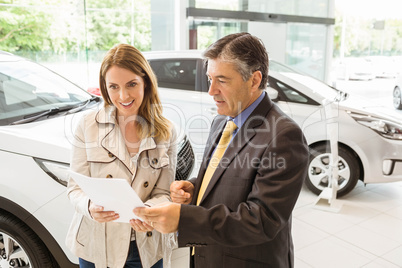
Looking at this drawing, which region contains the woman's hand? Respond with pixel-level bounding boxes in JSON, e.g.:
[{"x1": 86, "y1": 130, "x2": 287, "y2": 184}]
[
  {"x1": 170, "y1": 181, "x2": 194, "y2": 204},
  {"x1": 89, "y1": 201, "x2": 119, "y2": 222},
  {"x1": 129, "y1": 219, "x2": 154, "y2": 232}
]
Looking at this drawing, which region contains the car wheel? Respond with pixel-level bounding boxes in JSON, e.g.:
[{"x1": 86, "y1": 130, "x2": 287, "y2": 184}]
[
  {"x1": 305, "y1": 144, "x2": 360, "y2": 198},
  {"x1": 393, "y1": 87, "x2": 402, "y2": 110},
  {"x1": 0, "y1": 212, "x2": 57, "y2": 267}
]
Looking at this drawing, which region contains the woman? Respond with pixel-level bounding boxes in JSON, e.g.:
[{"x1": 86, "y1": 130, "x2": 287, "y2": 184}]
[{"x1": 66, "y1": 44, "x2": 177, "y2": 268}]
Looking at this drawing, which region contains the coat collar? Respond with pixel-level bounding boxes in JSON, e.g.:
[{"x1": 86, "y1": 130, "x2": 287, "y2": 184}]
[
  {"x1": 94, "y1": 105, "x2": 157, "y2": 173},
  {"x1": 95, "y1": 104, "x2": 117, "y2": 125}
]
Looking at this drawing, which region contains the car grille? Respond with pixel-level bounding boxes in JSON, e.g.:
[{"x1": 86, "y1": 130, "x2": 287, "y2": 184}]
[{"x1": 175, "y1": 135, "x2": 195, "y2": 180}]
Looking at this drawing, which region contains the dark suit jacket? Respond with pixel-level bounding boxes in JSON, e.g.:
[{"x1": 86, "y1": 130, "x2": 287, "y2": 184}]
[{"x1": 178, "y1": 94, "x2": 309, "y2": 268}]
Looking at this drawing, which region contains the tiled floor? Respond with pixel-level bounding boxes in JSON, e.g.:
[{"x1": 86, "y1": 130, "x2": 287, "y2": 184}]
[
  {"x1": 171, "y1": 181, "x2": 402, "y2": 267},
  {"x1": 294, "y1": 181, "x2": 402, "y2": 268}
]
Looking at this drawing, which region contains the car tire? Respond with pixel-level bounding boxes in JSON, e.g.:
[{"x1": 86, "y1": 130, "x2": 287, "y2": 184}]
[
  {"x1": 393, "y1": 87, "x2": 402, "y2": 110},
  {"x1": 0, "y1": 212, "x2": 58, "y2": 268},
  {"x1": 305, "y1": 144, "x2": 360, "y2": 198}
]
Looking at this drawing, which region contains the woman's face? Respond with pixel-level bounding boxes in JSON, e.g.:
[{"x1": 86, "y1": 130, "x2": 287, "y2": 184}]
[{"x1": 105, "y1": 65, "x2": 145, "y2": 119}]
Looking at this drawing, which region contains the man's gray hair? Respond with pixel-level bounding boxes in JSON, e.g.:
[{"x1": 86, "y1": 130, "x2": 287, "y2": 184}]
[{"x1": 203, "y1": 32, "x2": 269, "y2": 89}]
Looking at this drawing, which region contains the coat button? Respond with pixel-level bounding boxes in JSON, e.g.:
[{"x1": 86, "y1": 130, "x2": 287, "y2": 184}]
[
  {"x1": 108, "y1": 152, "x2": 114, "y2": 158},
  {"x1": 151, "y1": 158, "x2": 158, "y2": 165},
  {"x1": 143, "y1": 181, "x2": 149, "y2": 188},
  {"x1": 106, "y1": 174, "x2": 113, "y2": 178},
  {"x1": 146, "y1": 231, "x2": 152, "y2": 237}
]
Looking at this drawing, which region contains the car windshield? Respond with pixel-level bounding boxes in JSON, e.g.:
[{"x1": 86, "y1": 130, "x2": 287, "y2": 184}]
[
  {"x1": 0, "y1": 59, "x2": 91, "y2": 124},
  {"x1": 270, "y1": 60, "x2": 340, "y2": 101}
]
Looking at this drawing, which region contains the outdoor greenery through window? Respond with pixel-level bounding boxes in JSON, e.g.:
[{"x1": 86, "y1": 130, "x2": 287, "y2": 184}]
[
  {"x1": 0, "y1": 0, "x2": 151, "y2": 89},
  {"x1": 1, "y1": 0, "x2": 402, "y2": 86}
]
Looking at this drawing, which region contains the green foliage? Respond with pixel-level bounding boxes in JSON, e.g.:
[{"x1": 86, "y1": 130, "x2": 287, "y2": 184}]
[
  {"x1": 333, "y1": 9, "x2": 402, "y2": 57},
  {"x1": 0, "y1": 0, "x2": 151, "y2": 55},
  {"x1": 2, "y1": 1, "x2": 401, "y2": 59},
  {"x1": 84, "y1": 0, "x2": 150, "y2": 51},
  {"x1": 0, "y1": 5, "x2": 52, "y2": 52}
]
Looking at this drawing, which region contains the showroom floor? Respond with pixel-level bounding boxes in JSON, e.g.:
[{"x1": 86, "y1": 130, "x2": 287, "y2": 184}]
[
  {"x1": 170, "y1": 181, "x2": 402, "y2": 268},
  {"x1": 293, "y1": 181, "x2": 402, "y2": 267}
]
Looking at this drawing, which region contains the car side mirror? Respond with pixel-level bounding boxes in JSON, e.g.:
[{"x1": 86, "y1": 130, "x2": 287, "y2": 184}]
[{"x1": 266, "y1": 86, "x2": 278, "y2": 100}]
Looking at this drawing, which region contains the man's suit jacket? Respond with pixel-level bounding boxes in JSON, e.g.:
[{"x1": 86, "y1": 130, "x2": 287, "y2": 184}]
[{"x1": 178, "y1": 94, "x2": 309, "y2": 268}]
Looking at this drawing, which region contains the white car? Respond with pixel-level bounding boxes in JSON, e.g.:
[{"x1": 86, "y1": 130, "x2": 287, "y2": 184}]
[
  {"x1": 366, "y1": 56, "x2": 398, "y2": 79},
  {"x1": 335, "y1": 57, "x2": 376, "y2": 81},
  {"x1": 394, "y1": 74, "x2": 402, "y2": 110},
  {"x1": 0, "y1": 51, "x2": 194, "y2": 267},
  {"x1": 144, "y1": 50, "x2": 402, "y2": 198}
]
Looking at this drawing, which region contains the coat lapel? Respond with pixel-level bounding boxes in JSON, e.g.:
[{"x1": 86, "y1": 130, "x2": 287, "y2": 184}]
[
  {"x1": 200, "y1": 118, "x2": 227, "y2": 172},
  {"x1": 193, "y1": 118, "x2": 225, "y2": 204},
  {"x1": 96, "y1": 106, "x2": 135, "y2": 174}
]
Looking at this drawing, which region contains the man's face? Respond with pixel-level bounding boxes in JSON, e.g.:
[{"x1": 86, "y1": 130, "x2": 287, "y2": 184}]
[{"x1": 206, "y1": 58, "x2": 257, "y2": 118}]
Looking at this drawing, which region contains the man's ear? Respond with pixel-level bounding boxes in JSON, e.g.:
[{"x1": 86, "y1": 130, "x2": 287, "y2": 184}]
[{"x1": 251, "y1": 70, "x2": 263, "y2": 91}]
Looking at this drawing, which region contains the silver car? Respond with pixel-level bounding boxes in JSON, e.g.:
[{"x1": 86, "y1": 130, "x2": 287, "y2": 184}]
[{"x1": 144, "y1": 50, "x2": 402, "y2": 198}]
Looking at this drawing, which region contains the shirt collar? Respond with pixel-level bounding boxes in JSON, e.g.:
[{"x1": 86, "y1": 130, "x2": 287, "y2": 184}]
[{"x1": 228, "y1": 91, "x2": 266, "y2": 132}]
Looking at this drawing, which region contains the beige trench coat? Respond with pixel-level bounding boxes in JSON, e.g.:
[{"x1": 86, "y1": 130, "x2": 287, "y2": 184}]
[{"x1": 65, "y1": 105, "x2": 177, "y2": 268}]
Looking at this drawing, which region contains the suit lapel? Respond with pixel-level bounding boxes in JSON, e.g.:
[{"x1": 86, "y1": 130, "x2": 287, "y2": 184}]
[
  {"x1": 198, "y1": 94, "x2": 273, "y2": 205},
  {"x1": 198, "y1": 118, "x2": 226, "y2": 173},
  {"x1": 193, "y1": 118, "x2": 226, "y2": 204}
]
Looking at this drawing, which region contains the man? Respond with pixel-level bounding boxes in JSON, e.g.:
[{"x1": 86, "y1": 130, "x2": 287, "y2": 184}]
[{"x1": 133, "y1": 32, "x2": 309, "y2": 267}]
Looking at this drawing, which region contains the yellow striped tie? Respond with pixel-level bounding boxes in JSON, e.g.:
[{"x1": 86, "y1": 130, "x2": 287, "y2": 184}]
[{"x1": 196, "y1": 120, "x2": 237, "y2": 205}]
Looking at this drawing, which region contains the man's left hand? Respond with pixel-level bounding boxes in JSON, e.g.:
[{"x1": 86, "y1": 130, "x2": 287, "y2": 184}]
[{"x1": 133, "y1": 202, "x2": 181, "y2": 234}]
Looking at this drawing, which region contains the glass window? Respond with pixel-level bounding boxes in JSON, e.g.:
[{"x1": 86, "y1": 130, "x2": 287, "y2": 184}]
[
  {"x1": 248, "y1": 0, "x2": 329, "y2": 17},
  {"x1": 191, "y1": 21, "x2": 242, "y2": 50},
  {"x1": 286, "y1": 23, "x2": 328, "y2": 80},
  {"x1": 277, "y1": 81, "x2": 309, "y2": 103},
  {"x1": 194, "y1": 0, "x2": 239, "y2": 11},
  {"x1": 194, "y1": 0, "x2": 329, "y2": 17},
  {"x1": 0, "y1": 0, "x2": 151, "y2": 90},
  {"x1": 268, "y1": 77, "x2": 319, "y2": 105},
  {"x1": 270, "y1": 60, "x2": 338, "y2": 102},
  {"x1": 0, "y1": 59, "x2": 90, "y2": 125},
  {"x1": 149, "y1": 59, "x2": 197, "y2": 91}
]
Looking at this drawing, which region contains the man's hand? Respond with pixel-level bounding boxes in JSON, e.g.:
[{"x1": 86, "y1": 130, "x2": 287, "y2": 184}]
[
  {"x1": 170, "y1": 181, "x2": 194, "y2": 204},
  {"x1": 133, "y1": 203, "x2": 181, "y2": 234},
  {"x1": 89, "y1": 201, "x2": 119, "y2": 222}
]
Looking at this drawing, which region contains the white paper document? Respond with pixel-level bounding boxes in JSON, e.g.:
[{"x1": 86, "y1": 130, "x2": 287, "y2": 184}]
[{"x1": 69, "y1": 170, "x2": 145, "y2": 223}]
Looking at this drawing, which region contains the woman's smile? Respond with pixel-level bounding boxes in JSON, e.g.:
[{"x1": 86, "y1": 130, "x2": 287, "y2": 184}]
[{"x1": 120, "y1": 100, "x2": 135, "y2": 108}]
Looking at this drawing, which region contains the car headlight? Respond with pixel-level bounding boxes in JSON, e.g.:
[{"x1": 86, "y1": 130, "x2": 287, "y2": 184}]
[
  {"x1": 349, "y1": 112, "x2": 402, "y2": 140},
  {"x1": 34, "y1": 158, "x2": 70, "y2": 186}
]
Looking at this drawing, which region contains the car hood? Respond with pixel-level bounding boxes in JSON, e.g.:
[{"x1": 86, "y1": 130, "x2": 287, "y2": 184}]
[
  {"x1": 0, "y1": 109, "x2": 188, "y2": 165},
  {"x1": 0, "y1": 113, "x2": 82, "y2": 163},
  {"x1": 339, "y1": 93, "x2": 402, "y2": 123}
]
